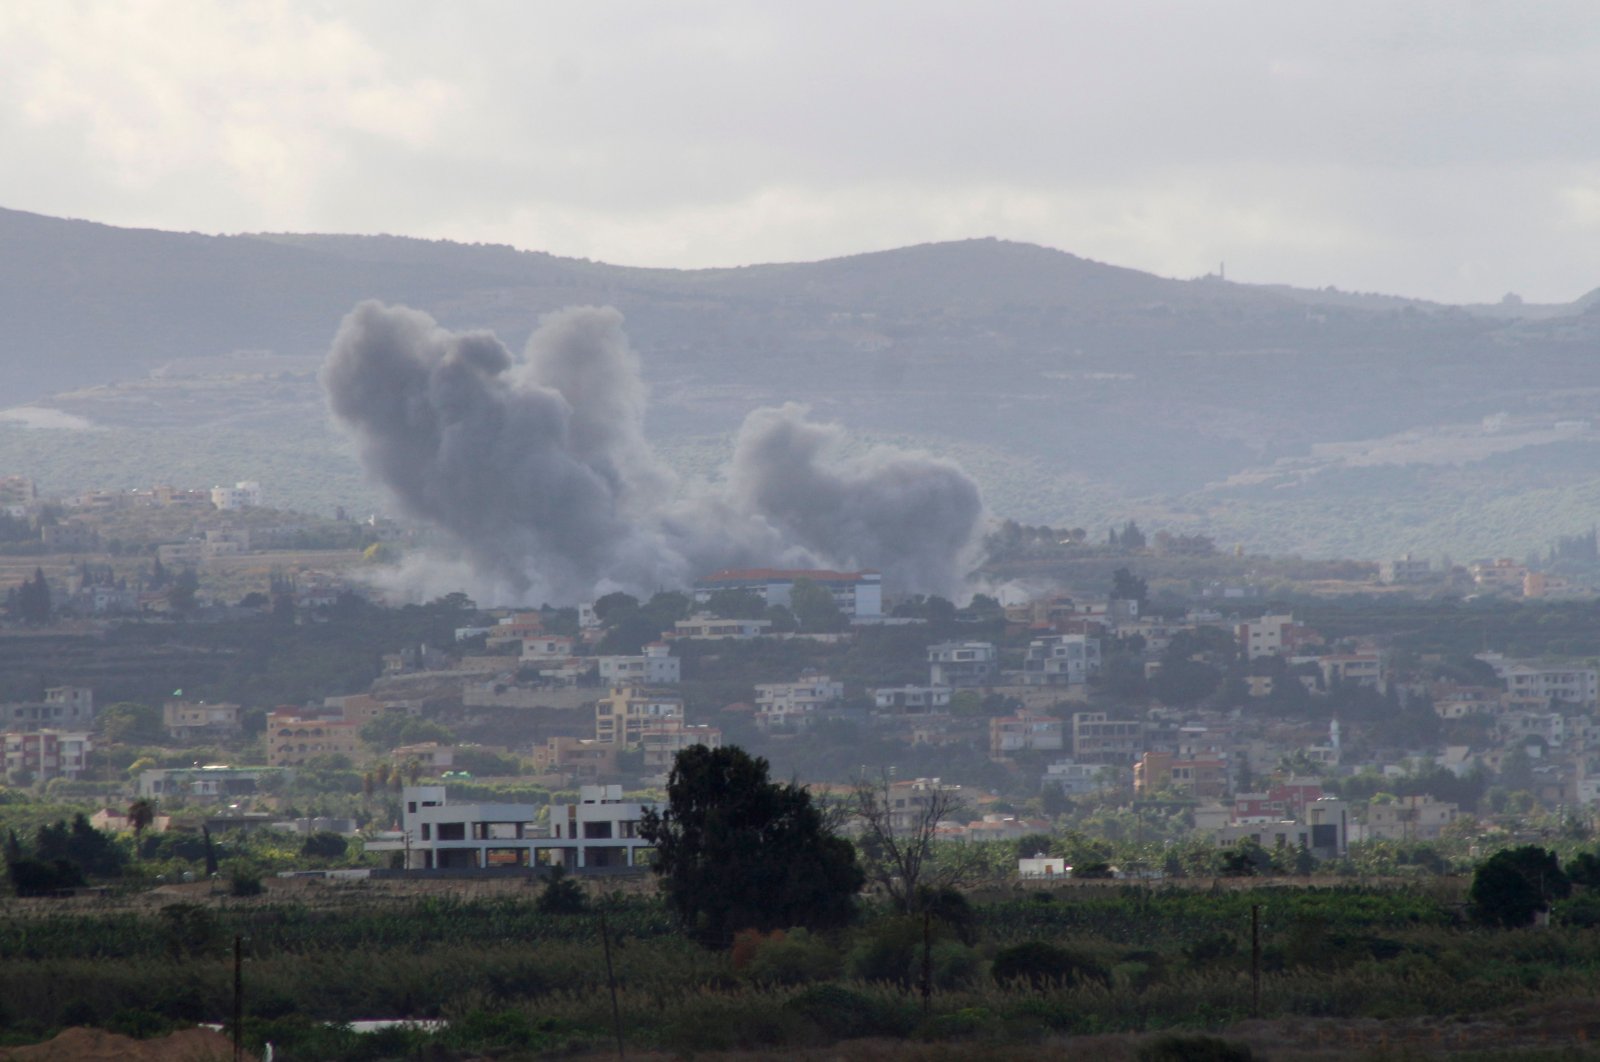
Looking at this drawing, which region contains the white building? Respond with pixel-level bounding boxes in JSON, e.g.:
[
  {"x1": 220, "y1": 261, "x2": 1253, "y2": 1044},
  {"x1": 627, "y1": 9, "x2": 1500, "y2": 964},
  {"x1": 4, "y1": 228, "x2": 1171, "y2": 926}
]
[
  {"x1": 1478, "y1": 653, "x2": 1600, "y2": 707},
  {"x1": 598, "y1": 643, "x2": 680, "y2": 686},
  {"x1": 1021, "y1": 634, "x2": 1101, "y2": 686},
  {"x1": 754, "y1": 674, "x2": 845, "y2": 729},
  {"x1": 210, "y1": 481, "x2": 263, "y2": 511},
  {"x1": 1041, "y1": 759, "x2": 1108, "y2": 796},
  {"x1": 673, "y1": 615, "x2": 772, "y2": 640},
  {"x1": 693, "y1": 568, "x2": 883, "y2": 618},
  {"x1": 369, "y1": 784, "x2": 658, "y2": 870}
]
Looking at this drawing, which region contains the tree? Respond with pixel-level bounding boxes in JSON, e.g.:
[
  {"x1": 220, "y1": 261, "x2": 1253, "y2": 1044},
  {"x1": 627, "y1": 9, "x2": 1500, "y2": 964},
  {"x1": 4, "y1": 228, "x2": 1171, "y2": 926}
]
[
  {"x1": 592, "y1": 592, "x2": 639, "y2": 623},
  {"x1": 789, "y1": 578, "x2": 847, "y2": 632},
  {"x1": 1110, "y1": 567, "x2": 1148, "y2": 606},
  {"x1": 535, "y1": 865, "x2": 588, "y2": 914},
  {"x1": 127, "y1": 799, "x2": 156, "y2": 858},
  {"x1": 16, "y1": 568, "x2": 50, "y2": 625},
  {"x1": 852, "y1": 772, "x2": 965, "y2": 912},
  {"x1": 639, "y1": 745, "x2": 863, "y2": 945},
  {"x1": 707, "y1": 588, "x2": 770, "y2": 620},
  {"x1": 168, "y1": 567, "x2": 200, "y2": 612},
  {"x1": 1471, "y1": 846, "x2": 1570, "y2": 927}
]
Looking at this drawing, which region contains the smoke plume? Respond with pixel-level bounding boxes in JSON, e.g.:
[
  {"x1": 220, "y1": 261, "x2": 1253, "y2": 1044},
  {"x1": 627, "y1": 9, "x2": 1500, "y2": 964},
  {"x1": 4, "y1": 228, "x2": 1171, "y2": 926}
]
[{"x1": 323, "y1": 301, "x2": 986, "y2": 605}]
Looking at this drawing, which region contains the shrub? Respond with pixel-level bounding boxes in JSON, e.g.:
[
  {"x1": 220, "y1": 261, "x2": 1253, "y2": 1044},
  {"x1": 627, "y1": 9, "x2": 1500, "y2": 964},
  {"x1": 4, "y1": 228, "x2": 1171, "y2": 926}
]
[
  {"x1": 1139, "y1": 1034, "x2": 1255, "y2": 1062},
  {"x1": 992, "y1": 941, "x2": 1110, "y2": 990},
  {"x1": 534, "y1": 866, "x2": 586, "y2": 915},
  {"x1": 787, "y1": 984, "x2": 915, "y2": 1041},
  {"x1": 227, "y1": 862, "x2": 263, "y2": 897},
  {"x1": 744, "y1": 928, "x2": 840, "y2": 986}
]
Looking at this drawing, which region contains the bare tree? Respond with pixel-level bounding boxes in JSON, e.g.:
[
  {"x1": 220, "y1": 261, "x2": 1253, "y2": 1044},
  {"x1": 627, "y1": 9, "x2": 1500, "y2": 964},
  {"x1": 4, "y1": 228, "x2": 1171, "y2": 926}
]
[{"x1": 851, "y1": 772, "x2": 966, "y2": 912}]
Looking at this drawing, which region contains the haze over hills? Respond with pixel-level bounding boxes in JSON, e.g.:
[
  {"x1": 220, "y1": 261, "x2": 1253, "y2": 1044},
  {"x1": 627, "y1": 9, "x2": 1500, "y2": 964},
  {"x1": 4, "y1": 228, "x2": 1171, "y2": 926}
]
[{"x1": 2, "y1": 205, "x2": 1599, "y2": 563}]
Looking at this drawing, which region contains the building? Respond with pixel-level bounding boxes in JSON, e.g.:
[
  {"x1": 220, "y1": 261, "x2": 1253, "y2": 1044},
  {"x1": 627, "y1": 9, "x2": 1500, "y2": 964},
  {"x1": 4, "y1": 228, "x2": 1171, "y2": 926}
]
[
  {"x1": 1041, "y1": 759, "x2": 1108, "y2": 796},
  {"x1": 1479, "y1": 653, "x2": 1600, "y2": 707},
  {"x1": 754, "y1": 674, "x2": 845, "y2": 730},
  {"x1": 266, "y1": 711, "x2": 362, "y2": 767},
  {"x1": 872, "y1": 686, "x2": 952, "y2": 715},
  {"x1": 519, "y1": 635, "x2": 575, "y2": 662},
  {"x1": 598, "y1": 643, "x2": 680, "y2": 686},
  {"x1": 1021, "y1": 634, "x2": 1101, "y2": 686},
  {"x1": 210, "y1": 481, "x2": 263, "y2": 510},
  {"x1": 1133, "y1": 751, "x2": 1229, "y2": 799},
  {"x1": 1071, "y1": 711, "x2": 1143, "y2": 765},
  {"x1": 594, "y1": 687, "x2": 684, "y2": 746},
  {"x1": 2, "y1": 730, "x2": 92, "y2": 783},
  {"x1": 672, "y1": 615, "x2": 772, "y2": 640},
  {"x1": 1315, "y1": 650, "x2": 1384, "y2": 691},
  {"x1": 927, "y1": 642, "x2": 998, "y2": 688},
  {"x1": 163, "y1": 700, "x2": 242, "y2": 742},
  {"x1": 391, "y1": 742, "x2": 455, "y2": 774},
  {"x1": 1363, "y1": 795, "x2": 1460, "y2": 842},
  {"x1": 1379, "y1": 554, "x2": 1433, "y2": 585},
  {"x1": 138, "y1": 765, "x2": 285, "y2": 800},
  {"x1": 990, "y1": 709, "x2": 1066, "y2": 759},
  {"x1": 1, "y1": 686, "x2": 96, "y2": 728},
  {"x1": 1214, "y1": 798, "x2": 1349, "y2": 861},
  {"x1": 371, "y1": 784, "x2": 657, "y2": 870},
  {"x1": 694, "y1": 568, "x2": 883, "y2": 618},
  {"x1": 1470, "y1": 558, "x2": 1529, "y2": 592},
  {"x1": 1237, "y1": 614, "x2": 1320, "y2": 660},
  {"x1": 533, "y1": 737, "x2": 618, "y2": 782},
  {"x1": 641, "y1": 722, "x2": 722, "y2": 775}
]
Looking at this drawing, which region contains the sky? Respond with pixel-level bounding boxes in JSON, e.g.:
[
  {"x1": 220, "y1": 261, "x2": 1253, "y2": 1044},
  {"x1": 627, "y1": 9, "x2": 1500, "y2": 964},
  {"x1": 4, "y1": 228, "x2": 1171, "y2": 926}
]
[{"x1": 1, "y1": 2, "x2": 1597, "y2": 304}]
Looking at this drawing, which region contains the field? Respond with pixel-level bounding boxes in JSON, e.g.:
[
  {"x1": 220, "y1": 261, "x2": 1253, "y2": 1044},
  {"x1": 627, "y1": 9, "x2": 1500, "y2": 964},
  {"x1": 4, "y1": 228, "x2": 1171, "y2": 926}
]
[{"x1": 3, "y1": 875, "x2": 1600, "y2": 1059}]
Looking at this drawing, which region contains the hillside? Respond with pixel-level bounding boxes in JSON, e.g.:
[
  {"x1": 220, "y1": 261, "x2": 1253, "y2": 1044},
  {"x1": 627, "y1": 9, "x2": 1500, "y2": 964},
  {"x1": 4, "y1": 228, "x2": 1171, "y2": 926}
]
[{"x1": 2, "y1": 207, "x2": 1599, "y2": 560}]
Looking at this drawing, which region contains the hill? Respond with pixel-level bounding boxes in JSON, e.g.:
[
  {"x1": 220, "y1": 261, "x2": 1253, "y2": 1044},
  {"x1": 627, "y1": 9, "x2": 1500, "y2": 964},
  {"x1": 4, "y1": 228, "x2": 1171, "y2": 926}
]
[{"x1": 2, "y1": 206, "x2": 1599, "y2": 561}]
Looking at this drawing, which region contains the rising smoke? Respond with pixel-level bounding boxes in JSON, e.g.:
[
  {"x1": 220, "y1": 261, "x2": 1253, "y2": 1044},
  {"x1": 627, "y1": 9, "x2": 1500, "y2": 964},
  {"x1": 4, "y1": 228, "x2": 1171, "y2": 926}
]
[{"x1": 322, "y1": 301, "x2": 986, "y2": 605}]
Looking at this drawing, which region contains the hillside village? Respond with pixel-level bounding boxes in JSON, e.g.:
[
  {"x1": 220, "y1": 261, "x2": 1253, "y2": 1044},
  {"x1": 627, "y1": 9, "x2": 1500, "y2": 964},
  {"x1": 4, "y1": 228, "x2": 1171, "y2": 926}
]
[{"x1": 6, "y1": 474, "x2": 1600, "y2": 879}]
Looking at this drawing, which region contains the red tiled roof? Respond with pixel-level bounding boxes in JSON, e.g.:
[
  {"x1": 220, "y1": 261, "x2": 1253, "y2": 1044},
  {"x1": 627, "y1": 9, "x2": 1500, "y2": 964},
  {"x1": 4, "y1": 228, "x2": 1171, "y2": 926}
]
[{"x1": 697, "y1": 568, "x2": 878, "y2": 583}]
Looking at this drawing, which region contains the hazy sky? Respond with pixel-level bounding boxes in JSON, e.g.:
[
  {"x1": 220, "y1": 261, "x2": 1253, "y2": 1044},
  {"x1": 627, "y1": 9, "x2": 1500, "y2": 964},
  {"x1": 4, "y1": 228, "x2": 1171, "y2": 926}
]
[{"x1": 2, "y1": 2, "x2": 1596, "y2": 303}]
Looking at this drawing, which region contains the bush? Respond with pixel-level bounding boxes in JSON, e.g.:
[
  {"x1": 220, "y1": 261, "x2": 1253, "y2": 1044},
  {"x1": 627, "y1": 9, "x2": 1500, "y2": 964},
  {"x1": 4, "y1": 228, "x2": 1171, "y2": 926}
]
[
  {"x1": 785, "y1": 984, "x2": 914, "y2": 1041},
  {"x1": 743, "y1": 928, "x2": 840, "y2": 986},
  {"x1": 1139, "y1": 1034, "x2": 1255, "y2": 1062},
  {"x1": 992, "y1": 941, "x2": 1110, "y2": 990},
  {"x1": 227, "y1": 862, "x2": 263, "y2": 897},
  {"x1": 534, "y1": 866, "x2": 586, "y2": 915}
]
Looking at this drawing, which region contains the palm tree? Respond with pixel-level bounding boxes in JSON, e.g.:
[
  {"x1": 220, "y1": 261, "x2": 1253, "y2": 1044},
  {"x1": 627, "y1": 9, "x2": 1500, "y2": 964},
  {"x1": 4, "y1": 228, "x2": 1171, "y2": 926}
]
[{"x1": 127, "y1": 798, "x2": 156, "y2": 858}]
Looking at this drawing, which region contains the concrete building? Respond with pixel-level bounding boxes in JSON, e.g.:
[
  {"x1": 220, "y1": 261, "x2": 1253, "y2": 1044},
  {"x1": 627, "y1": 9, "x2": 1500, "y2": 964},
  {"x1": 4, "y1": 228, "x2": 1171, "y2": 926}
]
[
  {"x1": 1, "y1": 687, "x2": 96, "y2": 728},
  {"x1": 210, "y1": 481, "x2": 263, "y2": 510},
  {"x1": 138, "y1": 765, "x2": 286, "y2": 800},
  {"x1": 672, "y1": 615, "x2": 772, "y2": 640},
  {"x1": 371, "y1": 784, "x2": 658, "y2": 870},
  {"x1": 990, "y1": 709, "x2": 1066, "y2": 759},
  {"x1": 1041, "y1": 759, "x2": 1109, "y2": 796},
  {"x1": 754, "y1": 674, "x2": 845, "y2": 730},
  {"x1": 872, "y1": 686, "x2": 952, "y2": 715},
  {"x1": 1237, "y1": 614, "x2": 1320, "y2": 660},
  {"x1": 267, "y1": 711, "x2": 363, "y2": 767},
  {"x1": 1363, "y1": 795, "x2": 1460, "y2": 842},
  {"x1": 595, "y1": 687, "x2": 685, "y2": 746},
  {"x1": 2, "y1": 729, "x2": 92, "y2": 783},
  {"x1": 598, "y1": 643, "x2": 680, "y2": 686},
  {"x1": 1071, "y1": 711, "x2": 1143, "y2": 765},
  {"x1": 927, "y1": 641, "x2": 998, "y2": 688},
  {"x1": 1379, "y1": 554, "x2": 1433, "y2": 585},
  {"x1": 694, "y1": 568, "x2": 883, "y2": 618},
  {"x1": 163, "y1": 700, "x2": 242, "y2": 742},
  {"x1": 1021, "y1": 634, "x2": 1101, "y2": 687}
]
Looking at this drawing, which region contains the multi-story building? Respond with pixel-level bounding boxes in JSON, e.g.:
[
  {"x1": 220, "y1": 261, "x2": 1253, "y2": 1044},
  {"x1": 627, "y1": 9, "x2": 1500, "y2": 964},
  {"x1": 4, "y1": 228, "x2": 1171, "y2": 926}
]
[
  {"x1": 0, "y1": 686, "x2": 96, "y2": 728},
  {"x1": 1021, "y1": 634, "x2": 1101, "y2": 686},
  {"x1": 1479, "y1": 653, "x2": 1600, "y2": 707},
  {"x1": 595, "y1": 687, "x2": 684, "y2": 746},
  {"x1": 598, "y1": 643, "x2": 680, "y2": 686},
  {"x1": 928, "y1": 642, "x2": 998, "y2": 688},
  {"x1": 1363, "y1": 795, "x2": 1460, "y2": 842},
  {"x1": 693, "y1": 568, "x2": 883, "y2": 618},
  {"x1": 2, "y1": 730, "x2": 92, "y2": 783},
  {"x1": 266, "y1": 710, "x2": 363, "y2": 767},
  {"x1": 1236, "y1": 614, "x2": 1320, "y2": 660},
  {"x1": 210, "y1": 481, "x2": 263, "y2": 510},
  {"x1": 1133, "y1": 751, "x2": 1229, "y2": 799},
  {"x1": 872, "y1": 686, "x2": 952, "y2": 715},
  {"x1": 371, "y1": 784, "x2": 658, "y2": 870},
  {"x1": 1040, "y1": 759, "x2": 1108, "y2": 796},
  {"x1": 1378, "y1": 554, "x2": 1433, "y2": 585},
  {"x1": 1470, "y1": 558, "x2": 1528, "y2": 592},
  {"x1": 754, "y1": 674, "x2": 845, "y2": 730},
  {"x1": 533, "y1": 737, "x2": 618, "y2": 782},
  {"x1": 989, "y1": 709, "x2": 1066, "y2": 759},
  {"x1": 163, "y1": 700, "x2": 242, "y2": 742},
  {"x1": 641, "y1": 721, "x2": 722, "y2": 775},
  {"x1": 1071, "y1": 711, "x2": 1143, "y2": 765}
]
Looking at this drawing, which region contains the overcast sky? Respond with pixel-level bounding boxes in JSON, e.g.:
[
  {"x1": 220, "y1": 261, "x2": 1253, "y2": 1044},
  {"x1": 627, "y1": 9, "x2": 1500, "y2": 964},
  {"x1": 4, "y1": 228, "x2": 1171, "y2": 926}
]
[{"x1": 2, "y1": 2, "x2": 1597, "y2": 304}]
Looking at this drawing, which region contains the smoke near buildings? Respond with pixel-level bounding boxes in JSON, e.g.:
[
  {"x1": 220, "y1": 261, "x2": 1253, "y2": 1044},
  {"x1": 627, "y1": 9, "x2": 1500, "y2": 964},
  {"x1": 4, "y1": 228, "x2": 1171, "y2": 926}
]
[{"x1": 322, "y1": 301, "x2": 986, "y2": 605}]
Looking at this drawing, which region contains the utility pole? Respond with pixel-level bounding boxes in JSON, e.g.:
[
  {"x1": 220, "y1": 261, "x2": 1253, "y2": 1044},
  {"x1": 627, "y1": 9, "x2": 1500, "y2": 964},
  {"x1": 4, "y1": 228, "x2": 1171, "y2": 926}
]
[
  {"x1": 599, "y1": 907, "x2": 625, "y2": 1058},
  {"x1": 1251, "y1": 905, "x2": 1261, "y2": 1019},
  {"x1": 921, "y1": 909, "x2": 933, "y2": 1017},
  {"x1": 232, "y1": 935, "x2": 244, "y2": 1062}
]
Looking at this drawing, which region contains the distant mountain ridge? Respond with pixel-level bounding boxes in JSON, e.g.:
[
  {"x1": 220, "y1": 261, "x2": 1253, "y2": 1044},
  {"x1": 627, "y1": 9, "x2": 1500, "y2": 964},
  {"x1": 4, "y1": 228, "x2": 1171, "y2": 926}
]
[{"x1": 3, "y1": 205, "x2": 1600, "y2": 561}]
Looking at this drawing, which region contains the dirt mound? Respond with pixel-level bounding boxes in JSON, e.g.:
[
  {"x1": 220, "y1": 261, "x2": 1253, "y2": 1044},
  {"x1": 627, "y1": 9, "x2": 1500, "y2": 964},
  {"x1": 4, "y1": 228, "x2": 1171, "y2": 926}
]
[{"x1": 0, "y1": 1026, "x2": 253, "y2": 1062}]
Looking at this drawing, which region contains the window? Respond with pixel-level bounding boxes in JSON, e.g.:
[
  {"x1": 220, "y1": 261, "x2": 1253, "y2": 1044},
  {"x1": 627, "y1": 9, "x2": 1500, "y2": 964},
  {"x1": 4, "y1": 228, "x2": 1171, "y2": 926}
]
[
  {"x1": 436, "y1": 822, "x2": 465, "y2": 841},
  {"x1": 583, "y1": 821, "x2": 613, "y2": 839},
  {"x1": 421, "y1": 823, "x2": 431, "y2": 840}
]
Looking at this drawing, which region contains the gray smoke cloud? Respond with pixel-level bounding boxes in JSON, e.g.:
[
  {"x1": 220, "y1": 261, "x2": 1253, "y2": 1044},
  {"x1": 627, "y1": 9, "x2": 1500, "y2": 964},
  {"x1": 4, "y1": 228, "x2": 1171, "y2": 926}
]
[{"x1": 322, "y1": 301, "x2": 986, "y2": 605}]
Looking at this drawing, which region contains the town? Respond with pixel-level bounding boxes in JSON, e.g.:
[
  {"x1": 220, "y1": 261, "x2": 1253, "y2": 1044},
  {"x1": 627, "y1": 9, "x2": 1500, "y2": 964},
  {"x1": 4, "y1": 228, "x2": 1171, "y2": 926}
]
[{"x1": 6, "y1": 471, "x2": 1600, "y2": 889}]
